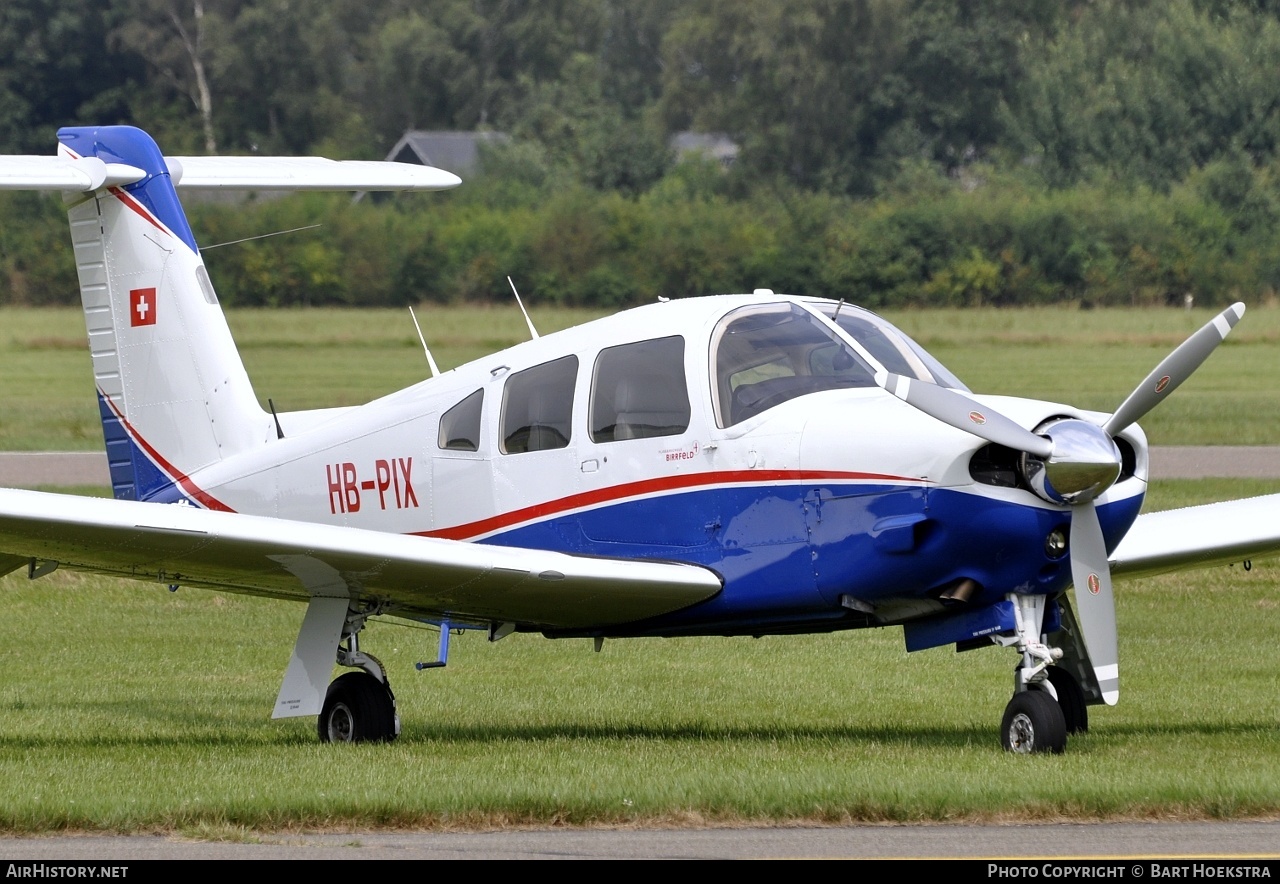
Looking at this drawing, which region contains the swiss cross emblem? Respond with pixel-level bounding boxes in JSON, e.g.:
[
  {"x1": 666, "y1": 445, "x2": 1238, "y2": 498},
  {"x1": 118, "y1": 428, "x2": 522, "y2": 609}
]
[{"x1": 129, "y1": 288, "x2": 157, "y2": 327}]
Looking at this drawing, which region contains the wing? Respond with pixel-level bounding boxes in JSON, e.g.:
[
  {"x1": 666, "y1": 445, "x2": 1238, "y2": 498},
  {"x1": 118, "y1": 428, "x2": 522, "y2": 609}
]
[
  {"x1": 1110, "y1": 493, "x2": 1280, "y2": 579},
  {"x1": 0, "y1": 489, "x2": 722, "y2": 630}
]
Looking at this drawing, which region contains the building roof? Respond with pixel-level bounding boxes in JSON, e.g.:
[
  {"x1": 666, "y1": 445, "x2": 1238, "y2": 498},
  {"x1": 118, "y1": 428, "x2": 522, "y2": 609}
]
[{"x1": 385, "y1": 131, "x2": 509, "y2": 176}]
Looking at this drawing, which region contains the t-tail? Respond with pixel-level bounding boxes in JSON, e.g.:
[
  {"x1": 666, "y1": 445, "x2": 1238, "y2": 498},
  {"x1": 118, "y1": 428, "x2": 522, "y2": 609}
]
[{"x1": 1, "y1": 125, "x2": 461, "y2": 504}]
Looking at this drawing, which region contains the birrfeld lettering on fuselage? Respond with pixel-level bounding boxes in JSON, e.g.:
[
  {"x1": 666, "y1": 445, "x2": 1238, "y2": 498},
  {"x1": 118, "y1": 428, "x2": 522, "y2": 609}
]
[{"x1": 0, "y1": 124, "x2": 1278, "y2": 758}]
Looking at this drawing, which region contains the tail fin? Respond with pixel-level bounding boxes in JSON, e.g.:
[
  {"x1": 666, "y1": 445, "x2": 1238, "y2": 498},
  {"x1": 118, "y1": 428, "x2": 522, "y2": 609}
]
[
  {"x1": 0, "y1": 125, "x2": 461, "y2": 505},
  {"x1": 58, "y1": 126, "x2": 269, "y2": 503}
]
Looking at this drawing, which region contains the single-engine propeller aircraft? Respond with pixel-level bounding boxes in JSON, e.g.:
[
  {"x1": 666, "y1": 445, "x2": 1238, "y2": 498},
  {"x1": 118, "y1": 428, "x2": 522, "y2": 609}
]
[{"x1": 2, "y1": 126, "x2": 1279, "y2": 752}]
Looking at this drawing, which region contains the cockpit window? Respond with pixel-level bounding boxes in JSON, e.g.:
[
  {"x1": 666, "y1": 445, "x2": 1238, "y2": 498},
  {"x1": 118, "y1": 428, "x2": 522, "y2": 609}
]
[
  {"x1": 817, "y1": 304, "x2": 968, "y2": 391},
  {"x1": 710, "y1": 303, "x2": 877, "y2": 427}
]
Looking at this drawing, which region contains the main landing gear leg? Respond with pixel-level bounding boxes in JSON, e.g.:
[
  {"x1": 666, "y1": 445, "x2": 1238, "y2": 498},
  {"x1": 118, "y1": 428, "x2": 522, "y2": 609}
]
[
  {"x1": 317, "y1": 609, "x2": 400, "y2": 744},
  {"x1": 994, "y1": 594, "x2": 1067, "y2": 754}
]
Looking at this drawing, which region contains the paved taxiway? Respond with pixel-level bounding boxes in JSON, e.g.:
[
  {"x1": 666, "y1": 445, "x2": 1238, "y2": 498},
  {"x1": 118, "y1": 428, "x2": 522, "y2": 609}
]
[{"x1": 1, "y1": 820, "x2": 1279, "y2": 859}]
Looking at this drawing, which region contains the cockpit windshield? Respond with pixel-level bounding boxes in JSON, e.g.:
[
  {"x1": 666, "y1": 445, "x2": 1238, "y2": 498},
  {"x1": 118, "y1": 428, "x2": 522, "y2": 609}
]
[
  {"x1": 710, "y1": 303, "x2": 878, "y2": 427},
  {"x1": 709, "y1": 300, "x2": 968, "y2": 427},
  {"x1": 813, "y1": 301, "x2": 968, "y2": 392}
]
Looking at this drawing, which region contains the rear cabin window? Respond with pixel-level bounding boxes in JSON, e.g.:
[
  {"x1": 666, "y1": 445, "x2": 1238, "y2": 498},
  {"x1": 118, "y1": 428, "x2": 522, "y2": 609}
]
[
  {"x1": 590, "y1": 336, "x2": 690, "y2": 442},
  {"x1": 711, "y1": 303, "x2": 876, "y2": 427},
  {"x1": 438, "y1": 389, "x2": 483, "y2": 451},
  {"x1": 500, "y1": 356, "x2": 578, "y2": 453}
]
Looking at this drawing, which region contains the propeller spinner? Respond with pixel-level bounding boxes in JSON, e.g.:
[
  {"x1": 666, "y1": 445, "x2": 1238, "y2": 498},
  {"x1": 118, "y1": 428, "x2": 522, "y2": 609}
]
[{"x1": 881, "y1": 301, "x2": 1246, "y2": 707}]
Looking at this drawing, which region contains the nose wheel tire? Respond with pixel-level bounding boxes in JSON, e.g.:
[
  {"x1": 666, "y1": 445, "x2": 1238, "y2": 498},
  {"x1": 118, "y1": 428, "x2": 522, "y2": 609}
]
[
  {"x1": 1001, "y1": 689, "x2": 1067, "y2": 754},
  {"x1": 318, "y1": 671, "x2": 398, "y2": 743}
]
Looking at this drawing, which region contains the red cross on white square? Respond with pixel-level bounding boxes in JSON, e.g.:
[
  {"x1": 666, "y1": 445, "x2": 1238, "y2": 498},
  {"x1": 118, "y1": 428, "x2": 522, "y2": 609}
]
[{"x1": 129, "y1": 287, "x2": 157, "y2": 327}]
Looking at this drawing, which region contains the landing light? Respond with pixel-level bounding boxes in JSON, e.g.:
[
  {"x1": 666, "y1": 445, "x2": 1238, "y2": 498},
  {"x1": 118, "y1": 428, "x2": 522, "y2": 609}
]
[{"x1": 1044, "y1": 528, "x2": 1068, "y2": 559}]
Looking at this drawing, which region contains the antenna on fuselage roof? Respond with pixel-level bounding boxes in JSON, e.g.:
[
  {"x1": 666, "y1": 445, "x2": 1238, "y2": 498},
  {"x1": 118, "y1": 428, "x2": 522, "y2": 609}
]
[
  {"x1": 508, "y1": 276, "x2": 539, "y2": 340},
  {"x1": 408, "y1": 306, "x2": 441, "y2": 378}
]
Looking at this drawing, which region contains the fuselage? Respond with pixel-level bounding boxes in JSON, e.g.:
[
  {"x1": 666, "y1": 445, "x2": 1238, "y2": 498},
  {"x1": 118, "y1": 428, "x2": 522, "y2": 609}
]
[{"x1": 147, "y1": 294, "x2": 1148, "y2": 636}]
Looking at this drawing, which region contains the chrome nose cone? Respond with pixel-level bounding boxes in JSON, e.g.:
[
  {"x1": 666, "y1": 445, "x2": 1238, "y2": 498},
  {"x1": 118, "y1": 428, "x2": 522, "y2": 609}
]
[{"x1": 1021, "y1": 419, "x2": 1121, "y2": 504}]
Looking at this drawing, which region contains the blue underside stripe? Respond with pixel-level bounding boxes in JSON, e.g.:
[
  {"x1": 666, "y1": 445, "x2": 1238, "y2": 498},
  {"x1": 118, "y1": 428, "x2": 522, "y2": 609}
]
[{"x1": 477, "y1": 481, "x2": 1145, "y2": 635}]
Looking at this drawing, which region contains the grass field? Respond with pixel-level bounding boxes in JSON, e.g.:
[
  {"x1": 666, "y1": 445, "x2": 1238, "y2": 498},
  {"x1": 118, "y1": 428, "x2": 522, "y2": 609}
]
[
  {"x1": 0, "y1": 304, "x2": 1278, "y2": 834},
  {"x1": 2, "y1": 302, "x2": 1279, "y2": 450},
  {"x1": 0, "y1": 479, "x2": 1277, "y2": 833}
]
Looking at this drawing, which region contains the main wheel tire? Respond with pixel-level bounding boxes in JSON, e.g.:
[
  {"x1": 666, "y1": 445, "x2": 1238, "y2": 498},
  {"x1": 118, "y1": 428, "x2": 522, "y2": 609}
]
[
  {"x1": 1001, "y1": 689, "x2": 1067, "y2": 754},
  {"x1": 1041, "y1": 666, "x2": 1089, "y2": 735},
  {"x1": 317, "y1": 671, "x2": 397, "y2": 743}
]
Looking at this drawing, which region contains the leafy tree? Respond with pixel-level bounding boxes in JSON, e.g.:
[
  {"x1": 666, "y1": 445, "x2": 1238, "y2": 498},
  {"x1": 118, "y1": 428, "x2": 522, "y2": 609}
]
[
  {"x1": 110, "y1": 0, "x2": 239, "y2": 153},
  {"x1": 1014, "y1": 0, "x2": 1280, "y2": 189},
  {"x1": 0, "y1": 1, "x2": 140, "y2": 152}
]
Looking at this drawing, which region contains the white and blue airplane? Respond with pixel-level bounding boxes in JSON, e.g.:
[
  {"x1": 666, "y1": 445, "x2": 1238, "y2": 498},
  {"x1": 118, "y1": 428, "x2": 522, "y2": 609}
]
[{"x1": 1, "y1": 125, "x2": 1278, "y2": 752}]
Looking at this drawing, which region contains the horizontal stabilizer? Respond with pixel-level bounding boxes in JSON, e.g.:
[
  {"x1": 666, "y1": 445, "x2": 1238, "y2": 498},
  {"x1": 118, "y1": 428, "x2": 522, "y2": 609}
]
[
  {"x1": 1110, "y1": 493, "x2": 1280, "y2": 579},
  {"x1": 0, "y1": 156, "x2": 145, "y2": 191},
  {"x1": 164, "y1": 156, "x2": 461, "y2": 191},
  {"x1": 0, "y1": 154, "x2": 460, "y2": 193}
]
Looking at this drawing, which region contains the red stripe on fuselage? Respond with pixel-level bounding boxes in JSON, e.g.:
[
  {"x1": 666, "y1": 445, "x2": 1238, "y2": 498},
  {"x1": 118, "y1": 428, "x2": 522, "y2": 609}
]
[
  {"x1": 99, "y1": 389, "x2": 234, "y2": 512},
  {"x1": 420, "y1": 469, "x2": 926, "y2": 541}
]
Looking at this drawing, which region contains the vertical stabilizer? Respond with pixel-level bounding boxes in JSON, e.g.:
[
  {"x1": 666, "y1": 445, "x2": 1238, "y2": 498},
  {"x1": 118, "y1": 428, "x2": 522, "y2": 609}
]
[{"x1": 57, "y1": 126, "x2": 271, "y2": 504}]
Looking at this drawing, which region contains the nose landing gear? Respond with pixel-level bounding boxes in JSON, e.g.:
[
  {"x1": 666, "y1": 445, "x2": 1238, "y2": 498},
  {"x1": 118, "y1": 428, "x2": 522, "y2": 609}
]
[{"x1": 993, "y1": 592, "x2": 1094, "y2": 754}]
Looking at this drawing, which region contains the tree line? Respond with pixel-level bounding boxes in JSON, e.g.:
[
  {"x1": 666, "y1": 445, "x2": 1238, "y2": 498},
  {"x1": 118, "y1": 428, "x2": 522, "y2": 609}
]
[{"x1": 4, "y1": 0, "x2": 1280, "y2": 309}]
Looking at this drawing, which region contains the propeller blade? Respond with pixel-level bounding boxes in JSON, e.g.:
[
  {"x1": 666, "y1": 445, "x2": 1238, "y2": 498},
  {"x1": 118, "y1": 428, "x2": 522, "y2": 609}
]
[
  {"x1": 1069, "y1": 503, "x2": 1119, "y2": 706},
  {"x1": 881, "y1": 373, "x2": 1053, "y2": 459},
  {"x1": 1102, "y1": 302, "x2": 1245, "y2": 437}
]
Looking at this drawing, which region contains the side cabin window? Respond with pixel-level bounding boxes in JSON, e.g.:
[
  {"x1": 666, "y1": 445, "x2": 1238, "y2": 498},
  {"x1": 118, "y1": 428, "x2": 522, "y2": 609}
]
[
  {"x1": 438, "y1": 389, "x2": 484, "y2": 451},
  {"x1": 711, "y1": 303, "x2": 876, "y2": 427},
  {"x1": 590, "y1": 336, "x2": 690, "y2": 443},
  {"x1": 501, "y1": 355, "x2": 578, "y2": 453}
]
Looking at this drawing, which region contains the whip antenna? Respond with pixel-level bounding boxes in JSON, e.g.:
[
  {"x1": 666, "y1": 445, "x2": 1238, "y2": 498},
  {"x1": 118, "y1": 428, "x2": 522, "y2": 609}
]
[
  {"x1": 408, "y1": 306, "x2": 440, "y2": 378},
  {"x1": 508, "y1": 277, "x2": 539, "y2": 339}
]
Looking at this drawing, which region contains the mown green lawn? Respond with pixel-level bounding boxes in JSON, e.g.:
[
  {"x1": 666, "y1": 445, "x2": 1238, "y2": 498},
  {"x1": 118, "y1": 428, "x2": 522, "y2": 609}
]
[
  {"x1": 0, "y1": 480, "x2": 1277, "y2": 833},
  {"x1": 2, "y1": 302, "x2": 1278, "y2": 450}
]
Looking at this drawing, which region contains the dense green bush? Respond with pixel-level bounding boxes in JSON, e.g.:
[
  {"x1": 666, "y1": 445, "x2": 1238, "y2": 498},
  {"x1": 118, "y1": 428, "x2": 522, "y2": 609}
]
[{"x1": 4, "y1": 161, "x2": 1279, "y2": 311}]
